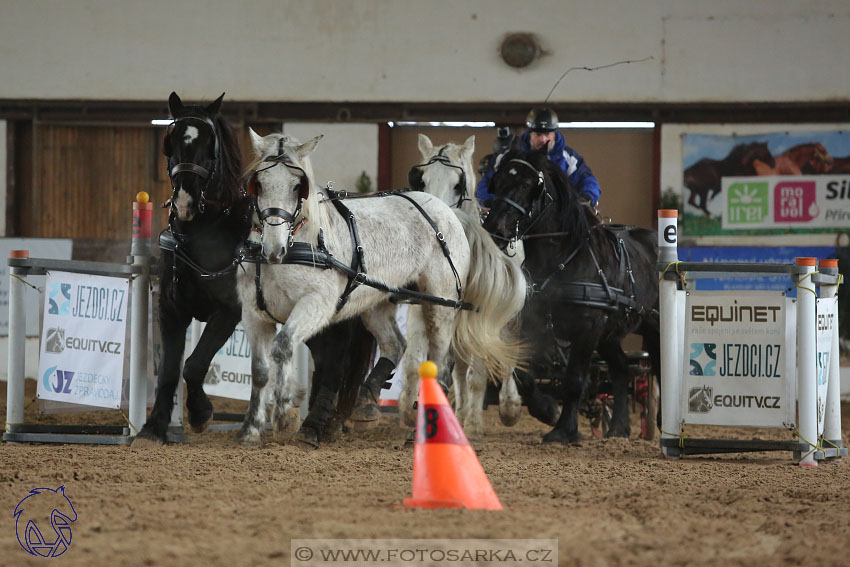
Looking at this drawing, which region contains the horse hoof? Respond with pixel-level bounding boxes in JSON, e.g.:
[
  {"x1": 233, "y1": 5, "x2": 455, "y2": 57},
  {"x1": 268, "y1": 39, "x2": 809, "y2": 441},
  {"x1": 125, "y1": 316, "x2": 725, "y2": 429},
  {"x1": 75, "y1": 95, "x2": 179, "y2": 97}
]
[
  {"x1": 400, "y1": 408, "x2": 417, "y2": 428},
  {"x1": 189, "y1": 413, "x2": 214, "y2": 434},
  {"x1": 322, "y1": 416, "x2": 344, "y2": 443},
  {"x1": 403, "y1": 428, "x2": 416, "y2": 447},
  {"x1": 349, "y1": 403, "x2": 381, "y2": 422},
  {"x1": 273, "y1": 408, "x2": 302, "y2": 441},
  {"x1": 542, "y1": 429, "x2": 582, "y2": 445},
  {"x1": 292, "y1": 427, "x2": 320, "y2": 451},
  {"x1": 605, "y1": 427, "x2": 631, "y2": 439},
  {"x1": 499, "y1": 407, "x2": 521, "y2": 427},
  {"x1": 236, "y1": 430, "x2": 263, "y2": 447}
]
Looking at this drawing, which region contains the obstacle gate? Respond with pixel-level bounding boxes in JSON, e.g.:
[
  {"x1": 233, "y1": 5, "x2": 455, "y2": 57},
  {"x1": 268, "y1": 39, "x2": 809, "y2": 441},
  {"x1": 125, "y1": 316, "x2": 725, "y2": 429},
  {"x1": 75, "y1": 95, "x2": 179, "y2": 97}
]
[{"x1": 657, "y1": 209, "x2": 846, "y2": 465}]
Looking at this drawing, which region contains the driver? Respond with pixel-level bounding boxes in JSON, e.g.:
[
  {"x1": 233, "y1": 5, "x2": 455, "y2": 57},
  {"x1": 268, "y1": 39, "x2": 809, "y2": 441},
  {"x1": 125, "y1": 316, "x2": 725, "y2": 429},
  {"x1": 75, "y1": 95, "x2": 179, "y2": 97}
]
[{"x1": 476, "y1": 107, "x2": 602, "y2": 207}]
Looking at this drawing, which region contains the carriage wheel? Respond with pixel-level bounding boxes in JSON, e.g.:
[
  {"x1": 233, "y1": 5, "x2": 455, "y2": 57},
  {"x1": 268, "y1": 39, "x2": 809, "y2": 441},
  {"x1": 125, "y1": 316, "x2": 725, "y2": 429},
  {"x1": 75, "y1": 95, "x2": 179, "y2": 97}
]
[{"x1": 641, "y1": 373, "x2": 659, "y2": 441}]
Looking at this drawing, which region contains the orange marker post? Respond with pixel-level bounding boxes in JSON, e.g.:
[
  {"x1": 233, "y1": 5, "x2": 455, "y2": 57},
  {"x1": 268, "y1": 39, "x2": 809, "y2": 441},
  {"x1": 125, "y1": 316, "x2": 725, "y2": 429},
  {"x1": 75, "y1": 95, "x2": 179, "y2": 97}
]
[{"x1": 403, "y1": 361, "x2": 502, "y2": 510}]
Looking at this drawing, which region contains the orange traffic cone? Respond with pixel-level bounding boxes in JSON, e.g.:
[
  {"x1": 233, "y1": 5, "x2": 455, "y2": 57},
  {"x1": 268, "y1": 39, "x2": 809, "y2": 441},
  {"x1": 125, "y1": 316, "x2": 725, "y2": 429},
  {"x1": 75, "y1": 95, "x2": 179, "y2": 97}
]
[{"x1": 403, "y1": 361, "x2": 502, "y2": 510}]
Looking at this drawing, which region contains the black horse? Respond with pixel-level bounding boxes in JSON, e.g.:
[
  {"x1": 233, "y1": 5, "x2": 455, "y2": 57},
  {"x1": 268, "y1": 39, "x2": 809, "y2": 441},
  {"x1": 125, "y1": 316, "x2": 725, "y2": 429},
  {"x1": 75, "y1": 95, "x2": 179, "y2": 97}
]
[
  {"x1": 135, "y1": 92, "x2": 374, "y2": 447},
  {"x1": 482, "y1": 149, "x2": 659, "y2": 444},
  {"x1": 684, "y1": 141, "x2": 775, "y2": 217}
]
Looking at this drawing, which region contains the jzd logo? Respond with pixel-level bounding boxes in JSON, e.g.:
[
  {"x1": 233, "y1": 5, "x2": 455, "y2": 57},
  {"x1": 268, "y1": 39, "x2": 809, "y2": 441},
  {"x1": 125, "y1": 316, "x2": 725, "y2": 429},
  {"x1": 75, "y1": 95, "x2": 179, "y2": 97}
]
[
  {"x1": 13, "y1": 486, "x2": 77, "y2": 557},
  {"x1": 48, "y1": 283, "x2": 72, "y2": 316},
  {"x1": 42, "y1": 365, "x2": 74, "y2": 394}
]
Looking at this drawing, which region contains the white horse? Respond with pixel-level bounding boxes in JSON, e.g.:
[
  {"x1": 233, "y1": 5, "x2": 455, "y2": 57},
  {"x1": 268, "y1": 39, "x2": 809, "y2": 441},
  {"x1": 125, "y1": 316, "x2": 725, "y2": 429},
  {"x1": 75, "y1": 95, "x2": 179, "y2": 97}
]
[
  {"x1": 404, "y1": 133, "x2": 528, "y2": 436},
  {"x1": 235, "y1": 131, "x2": 522, "y2": 445}
]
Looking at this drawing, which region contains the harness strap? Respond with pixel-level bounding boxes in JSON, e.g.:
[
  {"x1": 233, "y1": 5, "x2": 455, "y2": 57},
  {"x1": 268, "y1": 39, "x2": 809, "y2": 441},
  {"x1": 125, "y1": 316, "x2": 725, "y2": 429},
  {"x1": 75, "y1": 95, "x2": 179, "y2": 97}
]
[
  {"x1": 328, "y1": 191, "x2": 367, "y2": 311},
  {"x1": 254, "y1": 260, "x2": 286, "y2": 325},
  {"x1": 386, "y1": 191, "x2": 465, "y2": 301}
]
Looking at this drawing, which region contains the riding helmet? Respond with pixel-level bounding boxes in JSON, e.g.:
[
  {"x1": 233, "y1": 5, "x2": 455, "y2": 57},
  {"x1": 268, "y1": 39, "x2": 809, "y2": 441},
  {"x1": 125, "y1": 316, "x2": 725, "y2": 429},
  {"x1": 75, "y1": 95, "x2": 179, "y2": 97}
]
[{"x1": 526, "y1": 108, "x2": 559, "y2": 132}]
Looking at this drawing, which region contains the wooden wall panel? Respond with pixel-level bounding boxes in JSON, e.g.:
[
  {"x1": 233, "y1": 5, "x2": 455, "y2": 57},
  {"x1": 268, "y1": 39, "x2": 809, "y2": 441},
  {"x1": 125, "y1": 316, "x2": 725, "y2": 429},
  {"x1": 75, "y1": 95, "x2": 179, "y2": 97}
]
[{"x1": 26, "y1": 125, "x2": 171, "y2": 240}]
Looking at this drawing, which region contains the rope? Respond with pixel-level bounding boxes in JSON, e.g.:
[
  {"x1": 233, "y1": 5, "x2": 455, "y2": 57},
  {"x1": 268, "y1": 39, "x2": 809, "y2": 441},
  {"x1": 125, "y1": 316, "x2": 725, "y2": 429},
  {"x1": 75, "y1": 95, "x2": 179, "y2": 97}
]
[
  {"x1": 120, "y1": 410, "x2": 141, "y2": 436},
  {"x1": 10, "y1": 273, "x2": 40, "y2": 292},
  {"x1": 785, "y1": 424, "x2": 820, "y2": 464},
  {"x1": 658, "y1": 260, "x2": 687, "y2": 287},
  {"x1": 660, "y1": 423, "x2": 689, "y2": 449},
  {"x1": 789, "y1": 270, "x2": 818, "y2": 298}
]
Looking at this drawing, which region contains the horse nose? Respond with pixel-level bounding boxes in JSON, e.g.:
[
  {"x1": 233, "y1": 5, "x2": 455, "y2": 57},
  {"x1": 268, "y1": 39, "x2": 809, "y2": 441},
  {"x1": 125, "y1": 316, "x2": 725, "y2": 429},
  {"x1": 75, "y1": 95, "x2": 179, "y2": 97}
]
[{"x1": 265, "y1": 245, "x2": 287, "y2": 264}]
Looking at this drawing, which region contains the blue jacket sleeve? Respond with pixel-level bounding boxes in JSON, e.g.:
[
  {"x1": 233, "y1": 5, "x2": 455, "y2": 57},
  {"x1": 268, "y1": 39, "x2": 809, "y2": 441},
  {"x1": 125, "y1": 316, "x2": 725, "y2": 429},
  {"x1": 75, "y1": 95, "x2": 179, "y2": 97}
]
[
  {"x1": 565, "y1": 150, "x2": 601, "y2": 206},
  {"x1": 476, "y1": 167, "x2": 496, "y2": 206}
]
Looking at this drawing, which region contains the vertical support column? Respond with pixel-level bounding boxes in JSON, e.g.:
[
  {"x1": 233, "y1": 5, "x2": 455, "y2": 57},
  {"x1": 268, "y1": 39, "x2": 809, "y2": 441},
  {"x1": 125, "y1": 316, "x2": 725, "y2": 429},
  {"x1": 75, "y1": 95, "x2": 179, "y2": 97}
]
[
  {"x1": 819, "y1": 259, "x2": 844, "y2": 453},
  {"x1": 5, "y1": 250, "x2": 29, "y2": 437},
  {"x1": 129, "y1": 193, "x2": 153, "y2": 436},
  {"x1": 795, "y1": 257, "x2": 818, "y2": 467},
  {"x1": 657, "y1": 210, "x2": 681, "y2": 457}
]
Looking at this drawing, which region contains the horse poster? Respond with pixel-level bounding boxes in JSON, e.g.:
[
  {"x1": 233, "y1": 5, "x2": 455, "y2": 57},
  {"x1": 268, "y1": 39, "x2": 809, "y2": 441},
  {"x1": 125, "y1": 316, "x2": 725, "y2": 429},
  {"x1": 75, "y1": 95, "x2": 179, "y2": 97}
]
[
  {"x1": 36, "y1": 271, "x2": 129, "y2": 409},
  {"x1": 680, "y1": 291, "x2": 796, "y2": 428},
  {"x1": 681, "y1": 129, "x2": 850, "y2": 235}
]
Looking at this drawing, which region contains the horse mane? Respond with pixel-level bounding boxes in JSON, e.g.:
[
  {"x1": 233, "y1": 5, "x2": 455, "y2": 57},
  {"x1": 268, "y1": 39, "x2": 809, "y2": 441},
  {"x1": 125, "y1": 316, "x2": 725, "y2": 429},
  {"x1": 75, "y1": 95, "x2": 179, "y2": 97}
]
[{"x1": 727, "y1": 141, "x2": 768, "y2": 164}]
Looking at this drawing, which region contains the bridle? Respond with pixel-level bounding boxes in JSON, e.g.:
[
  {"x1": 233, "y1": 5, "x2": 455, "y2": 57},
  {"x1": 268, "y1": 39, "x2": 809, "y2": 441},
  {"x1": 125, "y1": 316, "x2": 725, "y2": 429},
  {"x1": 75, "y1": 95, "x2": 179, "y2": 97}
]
[
  {"x1": 165, "y1": 114, "x2": 222, "y2": 214},
  {"x1": 408, "y1": 147, "x2": 469, "y2": 208},
  {"x1": 245, "y1": 138, "x2": 310, "y2": 245},
  {"x1": 489, "y1": 158, "x2": 554, "y2": 247}
]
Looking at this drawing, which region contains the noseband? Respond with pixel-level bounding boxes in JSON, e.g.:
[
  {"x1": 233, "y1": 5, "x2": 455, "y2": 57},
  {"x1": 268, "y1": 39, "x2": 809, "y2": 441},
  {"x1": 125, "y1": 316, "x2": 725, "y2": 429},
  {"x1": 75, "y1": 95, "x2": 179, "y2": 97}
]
[
  {"x1": 491, "y1": 158, "x2": 552, "y2": 243},
  {"x1": 246, "y1": 139, "x2": 310, "y2": 235},
  {"x1": 166, "y1": 115, "x2": 222, "y2": 214},
  {"x1": 408, "y1": 147, "x2": 469, "y2": 208}
]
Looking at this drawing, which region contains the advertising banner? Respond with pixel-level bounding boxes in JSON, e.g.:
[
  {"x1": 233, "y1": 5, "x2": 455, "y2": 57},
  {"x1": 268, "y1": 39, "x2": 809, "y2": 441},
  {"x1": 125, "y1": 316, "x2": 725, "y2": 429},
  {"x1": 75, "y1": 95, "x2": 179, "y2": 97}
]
[
  {"x1": 36, "y1": 271, "x2": 129, "y2": 409},
  {"x1": 680, "y1": 129, "x2": 850, "y2": 236},
  {"x1": 203, "y1": 323, "x2": 253, "y2": 401},
  {"x1": 816, "y1": 297, "x2": 837, "y2": 435},
  {"x1": 681, "y1": 291, "x2": 796, "y2": 427}
]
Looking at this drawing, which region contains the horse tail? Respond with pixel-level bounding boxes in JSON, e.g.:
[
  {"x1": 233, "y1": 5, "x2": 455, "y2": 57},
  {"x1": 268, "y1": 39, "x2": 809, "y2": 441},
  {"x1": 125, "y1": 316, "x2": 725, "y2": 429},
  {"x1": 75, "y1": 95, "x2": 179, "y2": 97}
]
[{"x1": 452, "y1": 211, "x2": 528, "y2": 382}]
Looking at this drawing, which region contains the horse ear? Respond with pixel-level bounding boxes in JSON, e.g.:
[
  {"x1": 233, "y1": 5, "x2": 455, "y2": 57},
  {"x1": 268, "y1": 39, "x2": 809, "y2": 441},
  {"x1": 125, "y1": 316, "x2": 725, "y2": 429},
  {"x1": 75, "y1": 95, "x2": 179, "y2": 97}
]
[
  {"x1": 462, "y1": 135, "x2": 475, "y2": 158},
  {"x1": 168, "y1": 92, "x2": 184, "y2": 117},
  {"x1": 248, "y1": 128, "x2": 264, "y2": 155},
  {"x1": 296, "y1": 135, "x2": 323, "y2": 159},
  {"x1": 418, "y1": 133, "x2": 434, "y2": 157},
  {"x1": 207, "y1": 93, "x2": 225, "y2": 116}
]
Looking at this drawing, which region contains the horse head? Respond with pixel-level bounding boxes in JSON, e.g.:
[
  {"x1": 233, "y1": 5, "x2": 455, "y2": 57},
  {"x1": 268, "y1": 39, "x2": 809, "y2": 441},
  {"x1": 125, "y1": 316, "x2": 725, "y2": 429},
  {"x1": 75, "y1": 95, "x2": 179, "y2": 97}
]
[
  {"x1": 408, "y1": 134, "x2": 476, "y2": 214},
  {"x1": 163, "y1": 92, "x2": 242, "y2": 222},
  {"x1": 246, "y1": 129, "x2": 322, "y2": 263},
  {"x1": 483, "y1": 149, "x2": 576, "y2": 247},
  {"x1": 738, "y1": 142, "x2": 775, "y2": 169}
]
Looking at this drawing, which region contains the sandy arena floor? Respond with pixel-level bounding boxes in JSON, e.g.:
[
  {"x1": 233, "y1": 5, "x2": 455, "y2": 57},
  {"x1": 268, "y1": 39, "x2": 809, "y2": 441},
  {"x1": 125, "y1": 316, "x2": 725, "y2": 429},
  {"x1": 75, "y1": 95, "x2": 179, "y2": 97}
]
[{"x1": 1, "y1": 379, "x2": 850, "y2": 567}]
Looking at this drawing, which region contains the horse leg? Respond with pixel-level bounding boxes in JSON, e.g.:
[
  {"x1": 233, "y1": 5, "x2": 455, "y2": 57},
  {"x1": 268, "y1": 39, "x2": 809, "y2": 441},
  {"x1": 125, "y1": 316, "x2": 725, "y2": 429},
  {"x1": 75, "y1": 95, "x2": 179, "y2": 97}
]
[
  {"x1": 182, "y1": 308, "x2": 241, "y2": 433},
  {"x1": 292, "y1": 320, "x2": 371, "y2": 449},
  {"x1": 498, "y1": 373, "x2": 522, "y2": 427},
  {"x1": 268, "y1": 296, "x2": 337, "y2": 441},
  {"x1": 351, "y1": 303, "x2": 406, "y2": 422},
  {"x1": 399, "y1": 305, "x2": 427, "y2": 427},
  {"x1": 543, "y1": 340, "x2": 595, "y2": 444},
  {"x1": 237, "y1": 317, "x2": 277, "y2": 446},
  {"x1": 596, "y1": 339, "x2": 631, "y2": 438},
  {"x1": 133, "y1": 305, "x2": 191, "y2": 446},
  {"x1": 514, "y1": 369, "x2": 561, "y2": 426}
]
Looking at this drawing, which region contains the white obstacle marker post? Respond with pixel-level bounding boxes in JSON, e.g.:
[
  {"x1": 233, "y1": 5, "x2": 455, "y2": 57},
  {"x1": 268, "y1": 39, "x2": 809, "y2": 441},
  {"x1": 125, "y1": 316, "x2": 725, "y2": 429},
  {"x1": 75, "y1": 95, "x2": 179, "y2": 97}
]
[
  {"x1": 795, "y1": 257, "x2": 818, "y2": 467},
  {"x1": 818, "y1": 258, "x2": 845, "y2": 457},
  {"x1": 657, "y1": 210, "x2": 682, "y2": 458},
  {"x1": 5, "y1": 250, "x2": 29, "y2": 436},
  {"x1": 129, "y1": 193, "x2": 153, "y2": 436}
]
